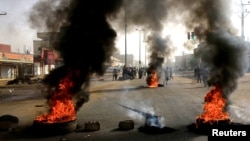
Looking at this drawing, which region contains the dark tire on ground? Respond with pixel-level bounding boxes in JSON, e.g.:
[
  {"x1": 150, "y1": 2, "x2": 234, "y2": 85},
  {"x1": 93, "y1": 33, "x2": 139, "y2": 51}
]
[
  {"x1": 0, "y1": 115, "x2": 19, "y2": 131},
  {"x1": 118, "y1": 120, "x2": 134, "y2": 130},
  {"x1": 84, "y1": 121, "x2": 100, "y2": 132},
  {"x1": 32, "y1": 120, "x2": 77, "y2": 135}
]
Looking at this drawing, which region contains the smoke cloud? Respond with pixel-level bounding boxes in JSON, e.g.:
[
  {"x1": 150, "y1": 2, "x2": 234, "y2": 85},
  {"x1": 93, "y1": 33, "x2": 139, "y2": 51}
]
[
  {"x1": 29, "y1": 0, "x2": 123, "y2": 111},
  {"x1": 125, "y1": 0, "x2": 171, "y2": 70},
  {"x1": 29, "y1": 0, "x2": 249, "y2": 112},
  {"x1": 185, "y1": 0, "x2": 248, "y2": 97},
  {"x1": 124, "y1": 0, "x2": 248, "y2": 109},
  {"x1": 180, "y1": 0, "x2": 248, "y2": 111},
  {"x1": 29, "y1": 0, "x2": 70, "y2": 32}
]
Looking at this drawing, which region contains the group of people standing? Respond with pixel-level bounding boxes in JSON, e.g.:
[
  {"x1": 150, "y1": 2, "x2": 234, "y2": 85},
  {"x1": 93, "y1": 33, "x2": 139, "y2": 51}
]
[
  {"x1": 121, "y1": 67, "x2": 146, "y2": 80},
  {"x1": 112, "y1": 66, "x2": 147, "y2": 81},
  {"x1": 194, "y1": 66, "x2": 209, "y2": 87}
]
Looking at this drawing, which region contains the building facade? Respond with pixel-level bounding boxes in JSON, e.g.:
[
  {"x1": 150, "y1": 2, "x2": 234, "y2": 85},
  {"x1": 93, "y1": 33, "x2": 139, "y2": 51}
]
[
  {"x1": 0, "y1": 44, "x2": 33, "y2": 79},
  {"x1": 174, "y1": 53, "x2": 194, "y2": 71},
  {"x1": 33, "y1": 32, "x2": 63, "y2": 76},
  {"x1": 113, "y1": 53, "x2": 135, "y2": 67}
]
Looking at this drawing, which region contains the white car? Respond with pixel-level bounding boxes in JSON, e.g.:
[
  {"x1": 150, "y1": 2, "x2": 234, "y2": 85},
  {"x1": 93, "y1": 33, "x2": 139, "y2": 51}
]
[
  {"x1": 106, "y1": 68, "x2": 114, "y2": 73},
  {"x1": 106, "y1": 67, "x2": 121, "y2": 73}
]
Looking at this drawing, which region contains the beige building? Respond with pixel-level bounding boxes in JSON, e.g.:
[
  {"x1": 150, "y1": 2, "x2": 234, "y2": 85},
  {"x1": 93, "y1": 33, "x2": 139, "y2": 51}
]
[
  {"x1": 113, "y1": 53, "x2": 135, "y2": 67},
  {"x1": 33, "y1": 32, "x2": 62, "y2": 76},
  {"x1": 109, "y1": 56, "x2": 121, "y2": 67},
  {"x1": 174, "y1": 53, "x2": 194, "y2": 71},
  {"x1": 0, "y1": 44, "x2": 33, "y2": 79},
  {"x1": 33, "y1": 30, "x2": 131, "y2": 76}
]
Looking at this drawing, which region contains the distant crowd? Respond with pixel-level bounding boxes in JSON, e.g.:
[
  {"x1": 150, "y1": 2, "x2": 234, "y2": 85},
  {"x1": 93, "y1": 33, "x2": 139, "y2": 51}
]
[
  {"x1": 112, "y1": 66, "x2": 175, "y2": 87},
  {"x1": 110, "y1": 65, "x2": 211, "y2": 88},
  {"x1": 108, "y1": 64, "x2": 213, "y2": 89},
  {"x1": 111, "y1": 66, "x2": 147, "y2": 81},
  {"x1": 194, "y1": 66, "x2": 209, "y2": 87}
]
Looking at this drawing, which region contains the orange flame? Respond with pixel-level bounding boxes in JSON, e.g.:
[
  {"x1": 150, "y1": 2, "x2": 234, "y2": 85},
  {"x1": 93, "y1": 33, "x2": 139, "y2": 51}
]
[
  {"x1": 35, "y1": 73, "x2": 76, "y2": 123},
  {"x1": 147, "y1": 70, "x2": 158, "y2": 88},
  {"x1": 196, "y1": 86, "x2": 230, "y2": 125}
]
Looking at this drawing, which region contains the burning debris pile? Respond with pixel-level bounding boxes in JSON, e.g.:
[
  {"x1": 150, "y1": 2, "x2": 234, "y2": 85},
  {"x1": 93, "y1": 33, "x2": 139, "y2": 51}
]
[
  {"x1": 145, "y1": 33, "x2": 172, "y2": 88},
  {"x1": 192, "y1": 22, "x2": 248, "y2": 134},
  {"x1": 122, "y1": 0, "x2": 173, "y2": 87},
  {"x1": 146, "y1": 68, "x2": 159, "y2": 87},
  {"x1": 34, "y1": 70, "x2": 77, "y2": 124},
  {"x1": 196, "y1": 86, "x2": 231, "y2": 130},
  {"x1": 190, "y1": 86, "x2": 235, "y2": 135},
  {"x1": 29, "y1": 0, "x2": 123, "y2": 133}
]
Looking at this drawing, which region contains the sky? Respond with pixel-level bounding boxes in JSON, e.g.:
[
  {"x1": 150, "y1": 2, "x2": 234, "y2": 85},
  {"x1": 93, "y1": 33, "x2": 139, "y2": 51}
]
[
  {"x1": 0, "y1": 0, "x2": 40, "y2": 53},
  {"x1": 0, "y1": 0, "x2": 249, "y2": 63},
  {"x1": 114, "y1": 21, "x2": 193, "y2": 62}
]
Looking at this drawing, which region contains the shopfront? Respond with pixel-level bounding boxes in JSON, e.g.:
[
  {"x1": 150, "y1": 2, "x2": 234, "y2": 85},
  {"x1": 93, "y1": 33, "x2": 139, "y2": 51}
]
[{"x1": 0, "y1": 52, "x2": 33, "y2": 79}]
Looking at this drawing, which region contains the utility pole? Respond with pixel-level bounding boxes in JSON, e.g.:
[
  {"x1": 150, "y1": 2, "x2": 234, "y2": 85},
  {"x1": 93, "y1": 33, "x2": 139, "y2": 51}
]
[
  {"x1": 138, "y1": 29, "x2": 141, "y2": 68},
  {"x1": 0, "y1": 10, "x2": 6, "y2": 79},
  {"x1": 144, "y1": 40, "x2": 147, "y2": 67},
  {"x1": 234, "y1": 0, "x2": 250, "y2": 40},
  {"x1": 136, "y1": 28, "x2": 144, "y2": 68},
  {"x1": 143, "y1": 31, "x2": 147, "y2": 67},
  {"x1": 124, "y1": 1, "x2": 127, "y2": 67},
  {"x1": 182, "y1": 51, "x2": 185, "y2": 76}
]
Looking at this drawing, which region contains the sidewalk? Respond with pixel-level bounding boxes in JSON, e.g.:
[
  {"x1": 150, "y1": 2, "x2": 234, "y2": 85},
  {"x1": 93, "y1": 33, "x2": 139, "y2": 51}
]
[{"x1": 0, "y1": 79, "x2": 12, "y2": 86}]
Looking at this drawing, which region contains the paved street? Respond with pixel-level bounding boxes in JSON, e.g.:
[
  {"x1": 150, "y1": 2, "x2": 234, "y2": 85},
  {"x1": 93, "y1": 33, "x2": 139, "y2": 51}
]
[{"x1": 1, "y1": 72, "x2": 250, "y2": 141}]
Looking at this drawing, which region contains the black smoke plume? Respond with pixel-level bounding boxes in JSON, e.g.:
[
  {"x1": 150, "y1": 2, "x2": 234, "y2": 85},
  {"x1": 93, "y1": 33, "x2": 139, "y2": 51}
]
[
  {"x1": 185, "y1": 0, "x2": 248, "y2": 96},
  {"x1": 181, "y1": 0, "x2": 249, "y2": 112},
  {"x1": 123, "y1": 0, "x2": 173, "y2": 81},
  {"x1": 29, "y1": 0, "x2": 123, "y2": 111},
  {"x1": 194, "y1": 30, "x2": 248, "y2": 107},
  {"x1": 123, "y1": 0, "x2": 248, "y2": 107},
  {"x1": 29, "y1": 0, "x2": 249, "y2": 113}
]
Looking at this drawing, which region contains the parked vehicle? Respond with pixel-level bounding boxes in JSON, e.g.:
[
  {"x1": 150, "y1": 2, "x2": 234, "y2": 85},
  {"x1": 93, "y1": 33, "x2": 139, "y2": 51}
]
[{"x1": 106, "y1": 66, "x2": 121, "y2": 73}]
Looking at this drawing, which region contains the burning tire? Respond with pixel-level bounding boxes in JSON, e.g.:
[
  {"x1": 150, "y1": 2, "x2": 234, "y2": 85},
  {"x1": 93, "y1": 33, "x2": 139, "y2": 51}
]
[
  {"x1": 196, "y1": 118, "x2": 231, "y2": 128},
  {"x1": 84, "y1": 121, "x2": 100, "y2": 132},
  {"x1": 196, "y1": 118, "x2": 231, "y2": 130},
  {"x1": 118, "y1": 120, "x2": 134, "y2": 130},
  {"x1": 32, "y1": 119, "x2": 77, "y2": 134},
  {"x1": 188, "y1": 118, "x2": 232, "y2": 135}
]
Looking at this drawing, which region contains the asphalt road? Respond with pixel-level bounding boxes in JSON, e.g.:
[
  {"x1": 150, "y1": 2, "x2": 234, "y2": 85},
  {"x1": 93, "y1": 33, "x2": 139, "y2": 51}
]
[{"x1": 1, "y1": 72, "x2": 250, "y2": 141}]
